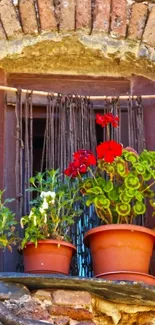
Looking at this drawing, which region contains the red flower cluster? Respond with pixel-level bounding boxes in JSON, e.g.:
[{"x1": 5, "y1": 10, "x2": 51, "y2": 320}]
[
  {"x1": 96, "y1": 113, "x2": 119, "y2": 128},
  {"x1": 97, "y1": 140, "x2": 122, "y2": 163},
  {"x1": 64, "y1": 149, "x2": 96, "y2": 178}
]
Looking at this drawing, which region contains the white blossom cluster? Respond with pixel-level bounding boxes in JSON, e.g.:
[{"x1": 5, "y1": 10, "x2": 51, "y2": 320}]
[{"x1": 20, "y1": 191, "x2": 56, "y2": 227}]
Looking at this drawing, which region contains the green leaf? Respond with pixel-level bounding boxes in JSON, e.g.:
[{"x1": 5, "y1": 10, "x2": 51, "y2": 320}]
[
  {"x1": 87, "y1": 186, "x2": 103, "y2": 195},
  {"x1": 94, "y1": 196, "x2": 110, "y2": 209},
  {"x1": 104, "y1": 180, "x2": 113, "y2": 193},
  {"x1": 133, "y1": 201, "x2": 146, "y2": 215},
  {"x1": 108, "y1": 188, "x2": 119, "y2": 201},
  {"x1": 86, "y1": 198, "x2": 94, "y2": 206},
  {"x1": 124, "y1": 188, "x2": 136, "y2": 198},
  {"x1": 116, "y1": 203, "x2": 131, "y2": 216},
  {"x1": 119, "y1": 192, "x2": 131, "y2": 203},
  {"x1": 124, "y1": 152, "x2": 138, "y2": 164},
  {"x1": 125, "y1": 174, "x2": 140, "y2": 190},
  {"x1": 116, "y1": 160, "x2": 128, "y2": 177},
  {"x1": 134, "y1": 163, "x2": 146, "y2": 174},
  {"x1": 143, "y1": 170, "x2": 152, "y2": 181},
  {"x1": 135, "y1": 191, "x2": 143, "y2": 201}
]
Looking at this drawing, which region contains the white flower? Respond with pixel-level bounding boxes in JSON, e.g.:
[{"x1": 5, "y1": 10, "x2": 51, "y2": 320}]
[
  {"x1": 34, "y1": 215, "x2": 37, "y2": 226},
  {"x1": 20, "y1": 218, "x2": 24, "y2": 229},
  {"x1": 40, "y1": 191, "x2": 56, "y2": 199},
  {"x1": 29, "y1": 210, "x2": 34, "y2": 218},
  {"x1": 44, "y1": 214, "x2": 47, "y2": 223},
  {"x1": 42, "y1": 199, "x2": 48, "y2": 210},
  {"x1": 39, "y1": 207, "x2": 45, "y2": 214}
]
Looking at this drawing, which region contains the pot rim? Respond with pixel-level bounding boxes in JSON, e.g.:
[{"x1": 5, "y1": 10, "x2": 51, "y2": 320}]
[
  {"x1": 84, "y1": 224, "x2": 155, "y2": 247},
  {"x1": 24, "y1": 239, "x2": 76, "y2": 251},
  {"x1": 95, "y1": 271, "x2": 155, "y2": 284}
]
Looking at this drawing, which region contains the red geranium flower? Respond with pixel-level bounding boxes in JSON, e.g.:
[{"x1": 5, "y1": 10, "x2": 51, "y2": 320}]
[
  {"x1": 64, "y1": 162, "x2": 79, "y2": 178},
  {"x1": 97, "y1": 140, "x2": 122, "y2": 163},
  {"x1": 73, "y1": 149, "x2": 96, "y2": 166},
  {"x1": 96, "y1": 113, "x2": 119, "y2": 128},
  {"x1": 64, "y1": 149, "x2": 96, "y2": 178}
]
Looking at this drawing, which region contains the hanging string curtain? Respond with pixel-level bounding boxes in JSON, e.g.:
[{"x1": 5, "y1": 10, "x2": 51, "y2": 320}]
[{"x1": 43, "y1": 95, "x2": 97, "y2": 172}]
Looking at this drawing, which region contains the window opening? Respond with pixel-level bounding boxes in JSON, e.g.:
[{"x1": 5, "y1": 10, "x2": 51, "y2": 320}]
[{"x1": 13, "y1": 92, "x2": 145, "y2": 276}]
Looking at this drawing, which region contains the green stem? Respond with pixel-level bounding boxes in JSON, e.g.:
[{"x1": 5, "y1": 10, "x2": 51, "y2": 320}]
[
  {"x1": 88, "y1": 167, "x2": 98, "y2": 185},
  {"x1": 95, "y1": 207, "x2": 109, "y2": 224},
  {"x1": 141, "y1": 180, "x2": 155, "y2": 193},
  {"x1": 106, "y1": 124, "x2": 110, "y2": 141}
]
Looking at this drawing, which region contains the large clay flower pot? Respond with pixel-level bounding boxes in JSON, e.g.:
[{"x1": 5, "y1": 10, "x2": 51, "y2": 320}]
[
  {"x1": 84, "y1": 224, "x2": 155, "y2": 277},
  {"x1": 95, "y1": 271, "x2": 155, "y2": 286},
  {"x1": 23, "y1": 239, "x2": 76, "y2": 274}
]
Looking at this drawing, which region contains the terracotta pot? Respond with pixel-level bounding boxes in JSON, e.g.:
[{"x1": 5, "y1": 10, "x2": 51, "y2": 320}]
[
  {"x1": 23, "y1": 239, "x2": 76, "y2": 274},
  {"x1": 84, "y1": 224, "x2": 155, "y2": 277},
  {"x1": 95, "y1": 271, "x2": 155, "y2": 286}
]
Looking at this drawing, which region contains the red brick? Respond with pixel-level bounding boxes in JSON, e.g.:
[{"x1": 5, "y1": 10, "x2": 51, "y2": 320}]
[
  {"x1": 128, "y1": 3, "x2": 148, "y2": 40},
  {"x1": 49, "y1": 305, "x2": 93, "y2": 321},
  {"x1": 93, "y1": 0, "x2": 111, "y2": 32},
  {"x1": 76, "y1": 0, "x2": 91, "y2": 30},
  {"x1": 0, "y1": 0, "x2": 22, "y2": 38},
  {"x1": 60, "y1": 0, "x2": 75, "y2": 31},
  {"x1": 143, "y1": 6, "x2": 155, "y2": 47},
  {"x1": 52, "y1": 290, "x2": 92, "y2": 307},
  {"x1": 111, "y1": 0, "x2": 127, "y2": 38},
  {"x1": 37, "y1": 0, "x2": 57, "y2": 31},
  {"x1": 19, "y1": 0, "x2": 38, "y2": 34}
]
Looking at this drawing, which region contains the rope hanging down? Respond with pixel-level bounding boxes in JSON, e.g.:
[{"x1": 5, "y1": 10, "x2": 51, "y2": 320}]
[{"x1": 0, "y1": 85, "x2": 155, "y2": 100}]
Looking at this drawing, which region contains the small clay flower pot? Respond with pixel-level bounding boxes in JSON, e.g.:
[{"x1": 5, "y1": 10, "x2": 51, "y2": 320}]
[{"x1": 23, "y1": 239, "x2": 76, "y2": 274}]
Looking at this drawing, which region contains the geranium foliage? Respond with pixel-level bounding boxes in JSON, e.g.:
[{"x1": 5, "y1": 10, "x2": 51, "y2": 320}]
[{"x1": 65, "y1": 113, "x2": 155, "y2": 224}]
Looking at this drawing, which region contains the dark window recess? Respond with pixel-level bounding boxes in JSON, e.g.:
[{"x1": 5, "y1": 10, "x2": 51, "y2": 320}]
[{"x1": 5, "y1": 76, "x2": 145, "y2": 275}]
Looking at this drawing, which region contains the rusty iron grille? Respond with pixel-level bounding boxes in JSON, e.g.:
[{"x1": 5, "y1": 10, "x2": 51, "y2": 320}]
[{"x1": 14, "y1": 92, "x2": 145, "y2": 276}]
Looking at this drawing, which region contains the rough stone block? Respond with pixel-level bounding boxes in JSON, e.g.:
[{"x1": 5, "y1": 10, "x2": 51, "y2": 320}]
[
  {"x1": 111, "y1": 0, "x2": 127, "y2": 38},
  {"x1": 76, "y1": 0, "x2": 91, "y2": 30},
  {"x1": 32, "y1": 289, "x2": 52, "y2": 303},
  {"x1": 93, "y1": 0, "x2": 111, "y2": 32},
  {"x1": 50, "y1": 315, "x2": 70, "y2": 325},
  {"x1": 19, "y1": 0, "x2": 38, "y2": 34},
  {"x1": 143, "y1": 6, "x2": 155, "y2": 47},
  {"x1": 0, "y1": 22, "x2": 6, "y2": 40},
  {"x1": 75, "y1": 320, "x2": 95, "y2": 325},
  {"x1": 49, "y1": 305, "x2": 93, "y2": 321},
  {"x1": 0, "y1": 0, "x2": 22, "y2": 38},
  {"x1": 60, "y1": 0, "x2": 75, "y2": 31},
  {"x1": 128, "y1": 3, "x2": 148, "y2": 40},
  {"x1": 37, "y1": 0, "x2": 57, "y2": 31},
  {"x1": 52, "y1": 290, "x2": 92, "y2": 308},
  {"x1": 13, "y1": 299, "x2": 50, "y2": 321}
]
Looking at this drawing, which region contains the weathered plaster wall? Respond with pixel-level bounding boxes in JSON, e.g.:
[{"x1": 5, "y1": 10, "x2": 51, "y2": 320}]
[{"x1": 0, "y1": 0, "x2": 155, "y2": 79}]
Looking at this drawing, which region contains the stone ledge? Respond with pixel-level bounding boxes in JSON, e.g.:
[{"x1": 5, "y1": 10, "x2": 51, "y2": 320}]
[
  {"x1": 1, "y1": 276, "x2": 155, "y2": 325},
  {"x1": 0, "y1": 272, "x2": 155, "y2": 307}
]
